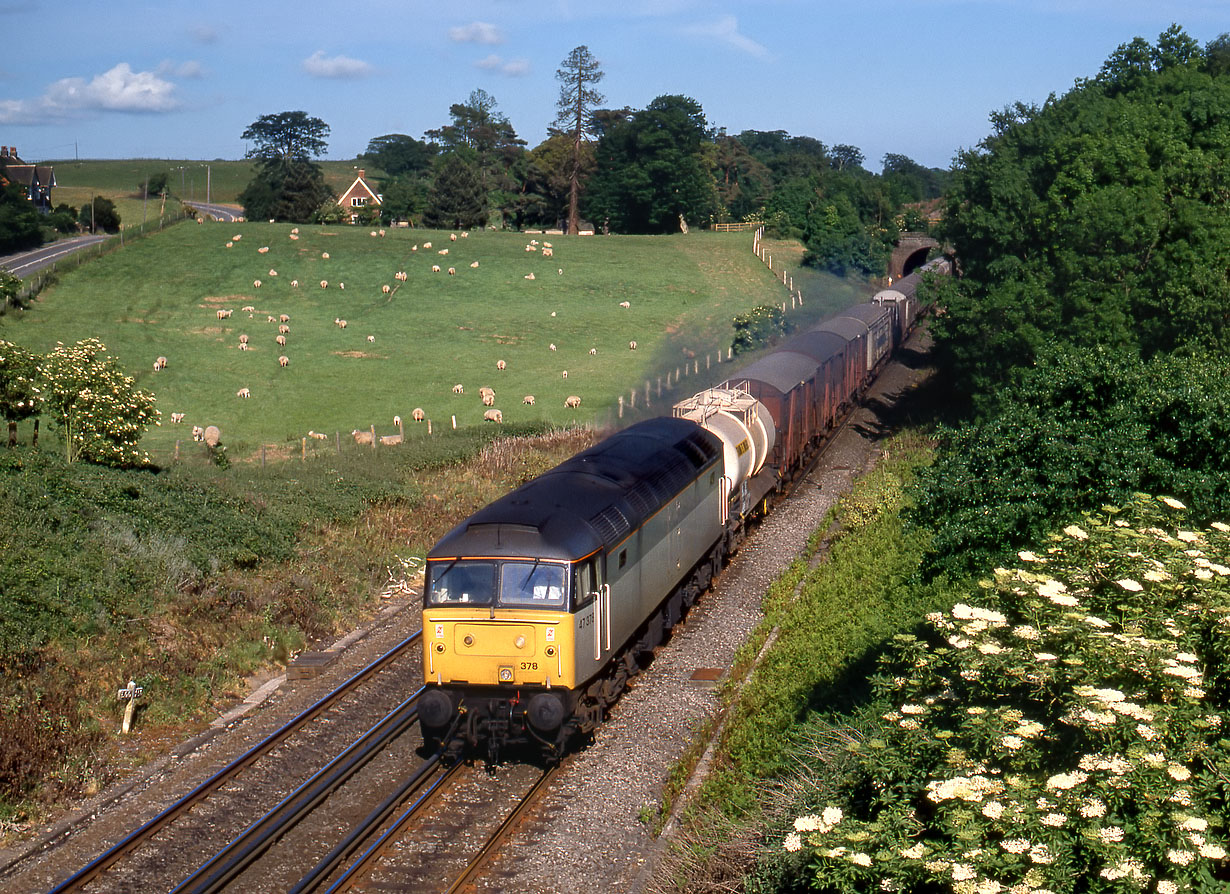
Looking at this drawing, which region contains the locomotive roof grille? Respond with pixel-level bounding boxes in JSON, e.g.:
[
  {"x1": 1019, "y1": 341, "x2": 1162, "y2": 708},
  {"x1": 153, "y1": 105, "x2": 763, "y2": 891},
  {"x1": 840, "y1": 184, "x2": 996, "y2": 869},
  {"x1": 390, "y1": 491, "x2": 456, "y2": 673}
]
[{"x1": 588, "y1": 504, "x2": 631, "y2": 543}]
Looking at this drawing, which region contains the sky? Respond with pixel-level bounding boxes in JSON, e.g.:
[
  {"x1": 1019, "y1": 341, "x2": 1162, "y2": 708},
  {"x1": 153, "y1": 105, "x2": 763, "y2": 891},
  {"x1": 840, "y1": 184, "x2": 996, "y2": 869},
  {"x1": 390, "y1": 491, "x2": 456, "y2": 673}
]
[{"x1": 1, "y1": 1, "x2": 1225, "y2": 171}]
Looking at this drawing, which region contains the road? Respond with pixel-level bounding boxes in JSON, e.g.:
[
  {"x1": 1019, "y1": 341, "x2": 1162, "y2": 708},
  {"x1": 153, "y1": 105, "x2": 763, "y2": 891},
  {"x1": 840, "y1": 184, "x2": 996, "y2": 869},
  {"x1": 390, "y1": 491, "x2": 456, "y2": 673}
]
[
  {"x1": 0, "y1": 235, "x2": 106, "y2": 277},
  {"x1": 183, "y1": 201, "x2": 244, "y2": 222}
]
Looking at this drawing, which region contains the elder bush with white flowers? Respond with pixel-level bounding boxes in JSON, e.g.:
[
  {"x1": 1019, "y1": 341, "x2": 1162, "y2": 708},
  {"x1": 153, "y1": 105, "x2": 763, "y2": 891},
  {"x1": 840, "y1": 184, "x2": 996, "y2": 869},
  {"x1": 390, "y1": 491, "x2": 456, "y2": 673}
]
[
  {"x1": 39, "y1": 338, "x2": 158, "y2": 467},
  {"x1": 780, "y1": 495, "x2": 1229, "y2": 892}
]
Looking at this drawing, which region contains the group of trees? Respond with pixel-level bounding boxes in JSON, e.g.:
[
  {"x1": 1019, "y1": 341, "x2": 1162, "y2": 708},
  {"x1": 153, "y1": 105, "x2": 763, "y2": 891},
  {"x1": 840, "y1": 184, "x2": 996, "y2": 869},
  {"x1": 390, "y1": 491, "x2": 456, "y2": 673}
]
[
  {"x1": 236, "y1": 45, "x2": 946, "y2": 277},
  {"x1": 913, "y1": 25, "x2": 1230, "y2": 577}
]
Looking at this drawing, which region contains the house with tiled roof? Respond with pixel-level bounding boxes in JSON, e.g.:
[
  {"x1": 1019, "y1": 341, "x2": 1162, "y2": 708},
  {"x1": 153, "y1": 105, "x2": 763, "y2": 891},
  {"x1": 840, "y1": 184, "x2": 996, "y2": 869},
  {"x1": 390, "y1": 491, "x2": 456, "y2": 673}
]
[
  {"x1": 0, "y1": 146, "x2": 55, "y2": 211},
  {"x1": 337, "y1": 168, "x2": 381, "y2": 223}
]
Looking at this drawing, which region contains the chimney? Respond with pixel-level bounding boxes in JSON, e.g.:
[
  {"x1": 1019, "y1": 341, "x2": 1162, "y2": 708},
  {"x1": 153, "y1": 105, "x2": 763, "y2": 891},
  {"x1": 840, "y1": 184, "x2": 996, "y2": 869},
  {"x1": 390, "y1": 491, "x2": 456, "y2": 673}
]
[{"x1": 357, "y1": 169, "x2": 365, "y2": 180}]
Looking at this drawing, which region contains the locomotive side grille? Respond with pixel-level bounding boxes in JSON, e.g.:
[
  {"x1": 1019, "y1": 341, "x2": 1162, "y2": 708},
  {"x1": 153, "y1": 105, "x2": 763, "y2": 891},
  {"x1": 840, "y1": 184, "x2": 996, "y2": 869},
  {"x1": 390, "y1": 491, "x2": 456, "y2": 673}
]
[
  {"x1": 589, "y1": 505, "x2": 631, "y2": 544},
  {"x1": 646, "y1": 454, "x2": 695, "y2": 498},
  {"x1": 624, "y1": 481, "x2": 658, "y2": 516}
]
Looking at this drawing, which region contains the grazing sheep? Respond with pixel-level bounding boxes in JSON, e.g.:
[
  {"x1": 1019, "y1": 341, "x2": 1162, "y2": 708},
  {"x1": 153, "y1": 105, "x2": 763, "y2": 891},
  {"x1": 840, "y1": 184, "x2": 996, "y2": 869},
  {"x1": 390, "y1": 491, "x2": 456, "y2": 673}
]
[
  {"x1": 524, "y1": 272, "x2": 536, "y2": 280},
  {"x1": 412, "y1": 407, "x2": 425, "y2": 422},
  {"x1": 438, "y1": 248, "x2": 448, "y2": 255},
  {"x1": 226, "y1": 241, "x2": 234, "y2": 248},
  {"x1": 292, "y1": 227, "x2": 300, "y2": 234},
  {"x1": 452, "y1": 383, "x2": 464, "y2": 394},
  {"x1": 351, "y1": 429, "x2": 374, "y2": 445},
  {"x1": 450, "y1": 233, "x2": 457, "y2": 241},
  {"x1": 525, "y1": 244, "x2": 537, "y2": 252},
  {"x1": 379, "y1": 433, "x2": 402, "y2": 446},
  {"x1": 470, "y1": 261, "x2": 479, "y2": 268},
  {"x1": 447, "y1": 267, "x2": 456, "y2": 275},
  {"x1": 496, "y1": 360, "x2": 506, "y2": 371},
  {"x1": 253, "y1": 280, "x2": 262, "y2": 289},
  {"x1": 170, "y1": 412, "x2": 185, "y2": 423},
  {"x1": 279, "y1": 324, "x2": 290, "y2": 334},
  {"x1": 396, "y1": 271, "x2": 407, "y2": 281},
  {"x1": 370, "y1": 230, "x2": 379, "y2": 237},
  {"x1": 558, "y1": 268, "x2": 563, "y2": 275},
  {"x1": 411, "y1": 245, "x2": 418, "y2": 252},
  {"x1": 423, "y1": 241, "x2": 432, "y2": 249},
  {"x1": 155, "y1": 355, "x2": 168, "y2": 369},
  {"x1": 619, "y1": 301, "x2": 631, "y2": 309},
  {"x1": 192, "y1": 425, "x2": 205, "y2": 442},
  {"x1": 379, "y1": 229, "x2": 385, "y2": 237},
  {"x1": 483, "y1": 409, "x2": 503, "y2": 423},
  {"x1": 629, "y1": 340, "x2": 637, "y2": 350},
  {"x1": 589, "y1": 348, "x2": 598, "y2": 356},
  {"x1": 238, "y1": 342, "x2": 250, "y2": 351},
  {"x1": 549, "y1": 343, "x2": 557, "y2": 351},
  {"x1": 479, "y1": 386, "x2": 495, "y2": 399},
  {"x1": 238, "y1": 334, "x2": 249, "y2": 345},
  {"x1": 432, "y1": 265, "x2": 441, "y2": 273},
  {"x1": 335, "y1": 318, "x2": 347, "y2": 329},
  {"x1": 322, "y1": 252, "x2": 330, "y2": 259},
  {"x1": 564, "y1": 395, "x2": 582, "y2": 408},
  {"x1": 367, "y1": 335, "x2": 375, "y2": 343},
  {"x1": 278, "y1": 355, "x2": 289, "y2": 367},
  {"x1": 233, "y1": 234, "x2": 242, "y2": 241},
  {"x1": 530, "y1": 239, "x2": 539, "y2": 246},
  {"x1": 320, "y1": 280, "x2": 328, "y2": 289},
  {"x1": 382, "y1": 284, "x2": 391, "y2": 294},
  {"x1": 258, "y1": 246, "x2": 269, "y2": 254},
  {"x1": 280, "y1": 313, "x2": 290, "y2": 323},
  {"x1": 338, "y1": 282, "x2": 345, "y2": 290},
  {"x1": 289, "y1": 234, "x2": 299, "y2": 241},
  {"x1": 242, "y1": 305, "x2": 255, "y2": 312},
  {"x1": 522, "y1": 395, "x2": 535, "y2": 405},
  {"x1": 542, "y1": 247, "x2": 553, "y2": 258},
  {"x1": 291, "y1": 280, "x2": 299, "y2": 288},
  {"x1": 217, "y1": 308, "x2": 233, "y2": 319},
  {"x1": 204, "y1": 425, "x2": 221, "y2": 448},
  {"x1": 308, "y1": 430, "x2": 328, "y2": 440},
  {"x1": 268, "y1": 269, "x2": 278, "y2": 277},
  {"x1": 153, "y1": 360, "x2": 162, "y2": 371},
  {"x1": 562, "y1": 370, "x2": 568, "y2": 378},
  {"x1": 237, "y1": 387, "x2": 251, "y2": 398},
  {"x1": 460, "y1": 232, "x2": 469, "y2": 238},
  {"x1": 482, "y1": 393, "x2": 495, "y2": 407},
  {"x1": 276, "y1": 335, "x2": 287, "y2": 346}
]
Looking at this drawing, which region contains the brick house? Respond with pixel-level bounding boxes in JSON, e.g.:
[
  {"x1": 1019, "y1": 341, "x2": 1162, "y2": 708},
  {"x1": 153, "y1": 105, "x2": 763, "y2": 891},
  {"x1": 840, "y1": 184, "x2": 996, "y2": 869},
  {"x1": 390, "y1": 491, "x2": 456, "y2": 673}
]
[
  {"x1": 337, "y1": 169, "x2": 381, "y2": 223},
  {"x1": 0, "y1": 146, "x2": 56, "y2": 211}
]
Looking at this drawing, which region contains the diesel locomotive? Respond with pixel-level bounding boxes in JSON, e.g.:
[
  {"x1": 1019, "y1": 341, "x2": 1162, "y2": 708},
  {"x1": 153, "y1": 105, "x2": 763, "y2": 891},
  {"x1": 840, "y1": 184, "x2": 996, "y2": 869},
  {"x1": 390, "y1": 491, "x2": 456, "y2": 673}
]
[{"x1": 418, "y1": 257, "x2": 949, "y2": 760}]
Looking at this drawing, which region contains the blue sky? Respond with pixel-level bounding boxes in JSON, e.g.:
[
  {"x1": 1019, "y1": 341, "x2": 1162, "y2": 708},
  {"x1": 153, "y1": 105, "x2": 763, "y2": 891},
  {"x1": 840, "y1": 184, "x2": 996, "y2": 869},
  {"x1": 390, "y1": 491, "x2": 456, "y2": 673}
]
[{"x1": 1, "y1": 1, "x2": 1225, "y2": 171}]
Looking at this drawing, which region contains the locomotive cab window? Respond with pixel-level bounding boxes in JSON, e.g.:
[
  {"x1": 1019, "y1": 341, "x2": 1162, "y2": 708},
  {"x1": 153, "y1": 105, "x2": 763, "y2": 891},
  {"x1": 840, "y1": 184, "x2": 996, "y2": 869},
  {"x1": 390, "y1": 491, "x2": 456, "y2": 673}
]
[
  {"x1": 426, "y1": 560, "x2": 496, "y2": 606},
  {"x1": 499, "y1": 561, "x2": 567, "y2": 607},
  {"x1": 572, "y1": 556, "x2": 602, "y2": 610}
]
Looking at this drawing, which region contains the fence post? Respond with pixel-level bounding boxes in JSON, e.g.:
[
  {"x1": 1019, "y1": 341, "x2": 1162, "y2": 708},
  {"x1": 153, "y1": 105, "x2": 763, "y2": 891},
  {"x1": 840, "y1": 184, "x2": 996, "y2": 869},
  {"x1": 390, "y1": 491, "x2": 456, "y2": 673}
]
[
  {"x1": 451, "y1": 415, "x2": 457, "y2": 430},
  {"x1": 302, "y1": 437, "x2": 306, "y2": 461},
  {"x1": 618, "y1": 395, "x2": 624, "y2": 419},
  {"x1": 336, "y1": 432, "x2": 341, "y2": 454},
  {"x1": 370, "y1": 425, "x2": 376, "y2": 449}
]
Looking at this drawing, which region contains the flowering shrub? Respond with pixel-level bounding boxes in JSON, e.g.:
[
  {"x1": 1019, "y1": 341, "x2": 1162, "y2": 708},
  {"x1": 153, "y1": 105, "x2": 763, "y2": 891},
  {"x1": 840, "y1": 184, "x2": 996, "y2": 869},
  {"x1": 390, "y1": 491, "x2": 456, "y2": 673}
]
[
  {"x1": 39, "y1": 338, "x2": 158, "y2": 467},
  {"x1": 0, "y1": 339, "x2": 40, "y2": 423},
  {"x1": 780, "y1": 495, "x2": 1229, "y2": 892}
]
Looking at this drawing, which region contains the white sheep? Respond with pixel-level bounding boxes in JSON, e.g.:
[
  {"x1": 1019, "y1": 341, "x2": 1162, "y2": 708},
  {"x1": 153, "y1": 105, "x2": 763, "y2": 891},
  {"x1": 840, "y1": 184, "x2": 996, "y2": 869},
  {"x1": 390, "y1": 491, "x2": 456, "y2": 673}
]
[
  {"x1": 619, "y1": 301, "x2": 631, "y2": 309},
  {"x1": 276, "y1": 335, "x2": 287, "y2": 346},
  {"x1": 562, "y1": 370, "x2": 568, "y2": 378},
  {"x1": 322, "y1": 252, "x2": 330, "y2": 259},
  {"x1": 423, "y1": 241, "x2": 432, "y2": 249},
  {"x1": 525, "y1": 245, "x2": 537, "y2": 252},
  {"x1": 482, "y1": 393, "x2": 495, "y2": 407},
  {"x1": 335, "y1": 318, "x2": 347, "y2": 329},
  {"x1": 257, "y1": 246, "x2": 269, "y2": 254},
  {"x1": 496, "y1": 360, "x2": 506, "y2": 371},
  {"x1": 483, "y1": 408, "x2": 503, "y2": 423},
  {"x1": 589, "y1": 348, "x2": 598, "y2": 356},
  {"x1": 278, "y1": 355, "x2": 289, "y2": 367},
  {"x1": 155, "y1": 355, "x2": 168, "y2": 369},
  {"x1": 192, "y1": 425, "x2": 205, "y2": 442},
  {"x1": 549, "y1": 343, "x2": 557, "y2": 351},
  {"x1": 432, "y1": 265, "x2": 441, "y2": 273},
  {"x1": 320, "y1": 280, "x2": 329, "y2": 289},
  {"x1": 280, "y1": 313, "x2": 290, "y2": 323},
  {"x1": 382, "y1": 284, "x2": 391, "y2": 294},
  {"x1": 438, "y1": 248, "x2": 448, "y2": 255},
  {"x1": 379, "y1": 433, "x2": 402, "y2": 445},
  {"x1": 460, "y1": 232, "x2": 469, "y2": 238},
  {"x1": 564, "y1": 395, "x2": 581, "y2": 408},
  {"x1": 308, "y1": 430, "x2": 328, "y2": 440},
  {"x1": 450, "y1": 233, "x2": 457, "y2": 241},
  {"x1": 237, "y1": 387, "x2": 251, "y2": 399},
  {"x1": 268, "y1": 315, "x2": 276, "y2": 323},
  {"x1": 522, "y1": 395, "x2": 535, "y2": 405},
  {"x1": 170, "y1": 412, "x2": 185, "y2": 423},
  {"x1": 412, "y1": 407, "x2": 425, "y2": 422},
  {"x1": 279, "y1": 324, "x2": 290, "y2": 334},
  {"x1": 292, "y1": 227, "x2": 300, "y2": 235},
  {"x1": 233, "y1": 234, "x2": 242, "y2": 241},
  {"x1": 238, "y1": 334, "x2": 249, "y2": 345},
  {"x1": 470, "y1": 261, "x2": 479, "y2": 268},
  {"x1": 629, "y1": 340, "x2": 638, "y2": 350},
  {"x1": 542, "y1": 247, "x2": 553, "y2": 258},
  {"x1": 238, "y1": 342, "x2": 250, "y2": 351},
  {"x1": 367, "y1": 335, "x2": 375, "y2": 343},
  {"x1": 447, "y1": 267, "x2": 456, "y2": 275},
  {"x1": 479, "y1": 386, "x2": 495, "y2": 399},
  {"x1": 452, "y1": 383, "x2": 464, "y2": 394},
  {"x1": 291, "y1": 280, "x2": 300, "y2": 288},
  {"x1": 268, "y1": 269, "x2": 278, "y2": 277},
  {"x1": 524, "y1": 272, "x2": 536, "y2": 280},
  {"x1": 217, "y1": 308, "x2": 232, "y2": 319},
  {"x1": 338, "y1": 282, "x2": 345, "y2": 290},
  {"x1": 351, "y1": 429, "x2": 374, "y2": 445},
  {"x1": 242, "y1": 305, "x2": 256, "y2": 312},
  {"x1": 370, "y1": 230, "x2": 379, "y2": 237},
  {"x1": 226, "y1": 241, "x2": 233, "y2": 248},
  {"x1": 543, "y1": 241, "x2": 552, "y2": 248}
]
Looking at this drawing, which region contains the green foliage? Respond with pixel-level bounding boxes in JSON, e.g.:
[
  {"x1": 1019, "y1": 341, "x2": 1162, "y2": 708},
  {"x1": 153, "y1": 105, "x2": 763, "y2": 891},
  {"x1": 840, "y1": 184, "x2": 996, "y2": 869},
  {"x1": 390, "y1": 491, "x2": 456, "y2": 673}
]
[
  {"x1": 911, "y1": 345, "x2": 1230, "y2": 579},
  {"x1": 361, "y1": 133, "x2": 435, "y2": 177},
  {"x1": 0, "y1": 268, "x2": 25, "y2": 312},
  {"x1": 0, "y1": 181, "x2": 45, "y2": 252},
  {"x1": 77, "y1": 195, "x2": 120, "y2": 233},
  {"x1": 768, "y1": 496, "x2": 1230, "y2": 892},
  {"x1": 47, "y1": 203, "x2": 78, "y2": 234},
  {"x1": 424, "y1": 151, "x2": 488, "y2": 229},
  {"x1": 0, "y1": 340, "x2": 40, "y2": 422},
  {"x1": 585, "y1": 94, "x2": 718, "y2": 233},
  {"x1": 935, "y1": 26, "x2": 1230, "y2": 405},
  {"x1": 239, "y1": 158, "x2": 334, "y2": 223},
  {"x1": 731, "y1": 304, "x2": 790, "y2": 356},
  {"x1": 141, "y1": 172, "x2": 168, "y2": 196},
  {"x1": 38, "y1": 338, "x2": 158, "y2": 467},
  {"x1": 242, "y1": 110, "x2": 330, "y2": 163}
]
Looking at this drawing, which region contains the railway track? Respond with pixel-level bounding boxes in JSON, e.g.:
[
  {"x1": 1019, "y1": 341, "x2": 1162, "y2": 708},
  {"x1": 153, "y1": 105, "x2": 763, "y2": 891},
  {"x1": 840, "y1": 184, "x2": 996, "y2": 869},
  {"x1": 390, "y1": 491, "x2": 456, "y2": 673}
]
[{"x1": 42, "y1": 632, "x2": 422, "y2": 894}]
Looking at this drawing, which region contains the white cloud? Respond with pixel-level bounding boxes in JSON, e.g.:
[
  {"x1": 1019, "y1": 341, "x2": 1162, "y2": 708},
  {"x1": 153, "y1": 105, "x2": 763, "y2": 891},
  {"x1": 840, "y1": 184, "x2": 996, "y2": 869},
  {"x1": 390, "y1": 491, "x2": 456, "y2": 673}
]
[
  {"x1": 682, "y1": 14, "x2": 769, "y2": 58},
  {"x1": 475, "y1": 54, "x2": 531, "y2": 77},
  {"x1": 302, "y1": 50, "x2": 373, "y2": 79},
  {"x1": 189, "y1": 23, "x2": 221, "y2": 44},
  {"x1": 449, "y1": 21, "x2": 505, "y2": 44},
  {"x1": 158, "y1": 59, "x2": 206, "y2": 79},
  {"x1": 0, "y1": 63, "x2": 182, "y2": 122}
]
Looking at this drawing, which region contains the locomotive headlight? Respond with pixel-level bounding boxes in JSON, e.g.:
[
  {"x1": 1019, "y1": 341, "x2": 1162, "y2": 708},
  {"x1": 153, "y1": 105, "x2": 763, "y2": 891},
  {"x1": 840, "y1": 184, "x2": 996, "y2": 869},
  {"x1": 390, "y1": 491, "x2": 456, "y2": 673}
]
[
  {"x1": 498, "y1": 666, "x2": 514, "y2": 682},
  {"x1": 545, "y1": 646, "x2": 556, "y2": 657},
  {"x1": 434, "y1": 642, "x2": 446, "y2": 653},
  {"x1": 514, "y1": 635, "x2": 526, "y2": 649},
  {"x1": 463, "y1": 634, "x2": 474, "y2": 646}
]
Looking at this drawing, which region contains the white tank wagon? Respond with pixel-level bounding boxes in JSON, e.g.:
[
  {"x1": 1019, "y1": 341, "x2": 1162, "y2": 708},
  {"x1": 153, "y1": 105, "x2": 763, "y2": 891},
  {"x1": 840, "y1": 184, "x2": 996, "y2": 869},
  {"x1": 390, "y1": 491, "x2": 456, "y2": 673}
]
[{"x1": 672, "y1": 383, "x2": 776, "y2": 521}]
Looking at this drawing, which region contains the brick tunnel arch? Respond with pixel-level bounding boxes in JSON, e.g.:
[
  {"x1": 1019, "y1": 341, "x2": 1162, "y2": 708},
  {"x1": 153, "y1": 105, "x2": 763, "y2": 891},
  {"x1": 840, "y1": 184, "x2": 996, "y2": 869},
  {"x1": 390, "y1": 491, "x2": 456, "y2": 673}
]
[
  {"x1": 890, "y1": 233, "x2": 939, "y2": 279},
  {"x1": 900, "y1": 246, "x2": 932, "y2": 277}
]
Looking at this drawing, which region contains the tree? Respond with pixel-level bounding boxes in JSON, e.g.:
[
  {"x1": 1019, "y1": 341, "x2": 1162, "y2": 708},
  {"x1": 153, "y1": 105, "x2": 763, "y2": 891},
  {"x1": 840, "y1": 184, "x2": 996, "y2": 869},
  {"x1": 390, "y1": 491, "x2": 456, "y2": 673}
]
[
  {"x1": 139, "y1": 172, "x2": 168, "y2": 197},
  {"x1": 38, "y1": 338, "x2": 158, "y2": 467},
  {"x1": 361, "y1": 134, "x2": 436, "y2": 177},
  {"x1": 0, "y1": 339, "x2": 39, "y2": 446},
  {"x1": 829, "y1": 144, "x2": 865, "y2": 171},
  {"x1": 424, "y1": 151, "x2": 488, "y2": 229},
  {"x1": 553, "y1": 46, "x2": 605, "y2": 236},
  {"x1": 585, "y1": 94, "x2": 718, "y2": 233},
  {"x1": 426, "y1": 90, "x2": 525, "y2": 195},
  {"x1": 242, "y1": 111, "x2": 330, "y2": 163},
  {"x1": 239, "y1": 111, "x2": 334, "y2": 223},
  {"x1": 77, "y1": 196, "x2": 120, "y2": 233},
  {"x1": 0, "y1": 182, "x2": 44, "y2": 253}
]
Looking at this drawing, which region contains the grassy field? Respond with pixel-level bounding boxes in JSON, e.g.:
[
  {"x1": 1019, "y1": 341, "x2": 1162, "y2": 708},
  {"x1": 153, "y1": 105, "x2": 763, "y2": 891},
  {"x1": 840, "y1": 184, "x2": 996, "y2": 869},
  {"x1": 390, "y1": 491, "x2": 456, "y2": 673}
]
[{"x1": 5, "y1": 221, "x2": 867, "y2": 463}]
